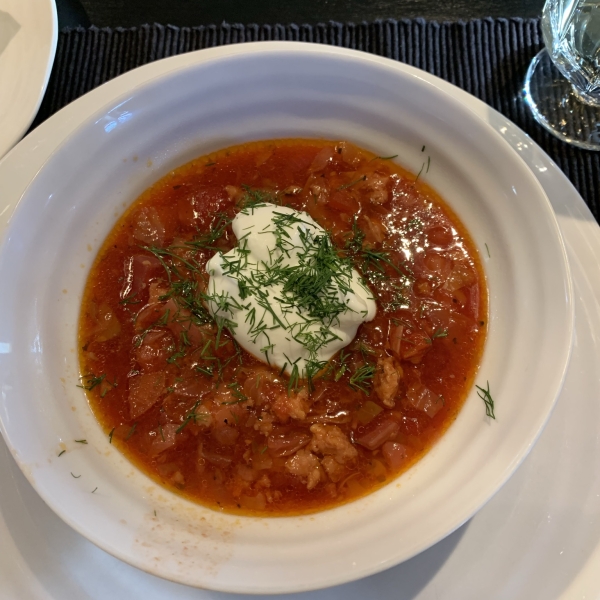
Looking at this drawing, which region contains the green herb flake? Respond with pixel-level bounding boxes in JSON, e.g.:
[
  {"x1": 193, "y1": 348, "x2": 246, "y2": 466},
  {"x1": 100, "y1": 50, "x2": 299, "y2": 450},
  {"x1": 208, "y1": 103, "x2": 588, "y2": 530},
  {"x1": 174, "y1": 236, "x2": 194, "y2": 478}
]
[
  {"x1": 77, "y1": 373, "x2": 106, "y2": 392},
  {"x1": 338, "y1": 175, "x2": 366, "y2": 191},
  {"x1": 176, "y1": 400, "x2": 204, "y2": 433},
  {"x1": 349, "y1": 363, "x2": 376, "y2": 394},
  {"x1": 476, "y1": 381, "x2": 495, "y2": 419},
  {"x1": 125, "y1": 423, "x2": 138, "y2": 440},
  {"x1": 431, "y1": 328, "x2": 449, "y2": 340},
  {"x1": 119, "y1": 292, "x2": 141, "y2": 305}
]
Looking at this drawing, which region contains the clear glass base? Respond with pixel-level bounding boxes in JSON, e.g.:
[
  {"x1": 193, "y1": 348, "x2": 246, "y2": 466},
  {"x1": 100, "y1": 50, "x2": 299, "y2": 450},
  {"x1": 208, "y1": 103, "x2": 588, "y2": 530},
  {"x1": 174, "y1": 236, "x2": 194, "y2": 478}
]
[{"x1": 523, "y1": 48, "x2": 600, "y2": 151}]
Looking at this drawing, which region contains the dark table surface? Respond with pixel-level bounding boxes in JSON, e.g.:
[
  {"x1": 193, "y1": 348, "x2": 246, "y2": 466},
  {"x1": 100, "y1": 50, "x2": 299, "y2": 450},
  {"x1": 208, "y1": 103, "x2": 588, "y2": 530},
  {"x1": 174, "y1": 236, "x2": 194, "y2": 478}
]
[{"x1": 56, "y1": 0, "x2": 545, "y2": 29}]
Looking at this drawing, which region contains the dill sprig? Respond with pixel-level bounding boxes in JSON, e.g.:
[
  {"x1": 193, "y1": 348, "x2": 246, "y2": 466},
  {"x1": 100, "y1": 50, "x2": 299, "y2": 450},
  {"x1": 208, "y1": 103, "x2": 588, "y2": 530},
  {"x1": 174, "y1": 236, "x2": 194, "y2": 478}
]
[
  {"x1": 221, "y1": 381, "x2": 248, "y2": 404},
  {"x1": 176, "y1": 400, "x2": 205, "y2": 432},
  {"x1": 349, "y1": 362, "x2": 376, "y2": 394},
  {"x1": 476, "y1": 381, "x2": 495, "y2": 419},
  {"x1": 77, "y1": 373, "x2": 106, "y2": 392},
  {"x1": 185, "y1": 212, "x2": 233, "y2": 251},
  {"x1": 238, "y1": 186, "x2": 278, "y2": 209},
  {"x1": 344, "y1": 216, "x2": 412, "y2": 284},
  {"x1": 334, "y1": 350, "x2": 350, "y2": 381},
  {"x1": 125, "y1": 423, "x2": 137, "y2": 440},
  {"x1": 338, "y1": 175, "x2": 366, "y2": 190},
  {"x1": 77, "y1": 373, "x2": 117, "y2": 398}
]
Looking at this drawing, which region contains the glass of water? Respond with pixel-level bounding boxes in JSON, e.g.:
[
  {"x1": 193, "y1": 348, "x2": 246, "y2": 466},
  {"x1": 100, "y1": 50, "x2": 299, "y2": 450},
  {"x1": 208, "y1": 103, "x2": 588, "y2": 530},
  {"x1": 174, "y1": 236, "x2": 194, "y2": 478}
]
[{"x1": 524, "y1": 0, "x2": 600, "y2": 150}]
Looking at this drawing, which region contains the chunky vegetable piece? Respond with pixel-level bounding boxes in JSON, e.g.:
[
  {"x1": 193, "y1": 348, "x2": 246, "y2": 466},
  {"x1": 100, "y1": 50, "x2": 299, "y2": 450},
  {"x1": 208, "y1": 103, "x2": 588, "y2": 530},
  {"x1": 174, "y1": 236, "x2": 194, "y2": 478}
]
[{"x1": 79, "y1": 139, "x2": 487, "y2": 515}]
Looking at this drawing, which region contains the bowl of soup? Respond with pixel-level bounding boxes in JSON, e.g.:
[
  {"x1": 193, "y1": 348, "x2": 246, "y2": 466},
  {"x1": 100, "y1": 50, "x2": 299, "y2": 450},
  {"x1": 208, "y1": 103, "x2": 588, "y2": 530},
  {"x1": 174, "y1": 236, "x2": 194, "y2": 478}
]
[{"x1": 0, "y1": 42, "x2": 573, "y2": 593}]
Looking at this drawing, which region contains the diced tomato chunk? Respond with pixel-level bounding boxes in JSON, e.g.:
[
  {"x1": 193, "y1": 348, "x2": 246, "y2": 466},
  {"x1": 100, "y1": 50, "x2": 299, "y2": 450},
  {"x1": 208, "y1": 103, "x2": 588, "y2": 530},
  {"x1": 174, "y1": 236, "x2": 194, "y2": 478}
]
[
  {"x1": 267, "y1": 430, "x2": 311, "y2": 457},
  {"x1": 121, "y1": 254, "x2": 164, "y2": 302},
  {"x1": 128, "y1": 372, "x2": 166, "y2": 419},
  {"x1": 405, "y1": 383, "x2": 444, "y2": 418},
  {"x1": 400, "y1": 326, "x2": 431, "y2": 362},
  {"x1": 356, "y1": 414, "x2": 399, "y2": 450},
  {"x1": 426, "y1": 224, "x2": 454, "y2": 248},
  {"x1": 88, "y1": 303, "x2": 121, "y2": 343},
  {"x1": 382, "y1": 442, "x2": 409, "y2": 470},
  {"x1": 388, "y1": 323, "x2": 404, "y2": 358},
  {"x1": 132, "y1": 207, "x2": 166, "y2": 246},
  {"x1": 212, "y1": 424, "x2": 240, "y2": 446},
  {"x1": 150, "y1": 423, "x2": 178, "y2": 457},
  {"x1": 328, "y1": 191, "x2": 359, "y2": 214},
  {"x1": 176, "y1": 184, "x2": 232, "y2": 230},
  {"x1": 200, "y1": 443, "x2": 233, "y2": 468},
  {"x1": 308, "y1": 146, "x2": 335, "y2": 172},
  {"x1": 134, "y1": 329, "x2": 174, "y2": 371}
]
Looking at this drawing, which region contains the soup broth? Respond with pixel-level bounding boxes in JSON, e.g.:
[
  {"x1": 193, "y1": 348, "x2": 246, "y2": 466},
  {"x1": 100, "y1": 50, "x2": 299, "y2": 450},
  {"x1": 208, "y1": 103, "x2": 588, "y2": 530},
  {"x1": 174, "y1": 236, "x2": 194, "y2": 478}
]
[{"x1": 79, "y1": 139, "x2": 487, "y2": 515}]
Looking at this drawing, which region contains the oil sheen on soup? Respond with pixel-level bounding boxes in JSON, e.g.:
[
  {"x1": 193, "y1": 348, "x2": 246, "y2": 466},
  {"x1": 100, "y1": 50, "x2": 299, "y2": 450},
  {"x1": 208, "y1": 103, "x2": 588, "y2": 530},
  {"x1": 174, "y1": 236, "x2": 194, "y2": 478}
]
[{"x1": 79, "y1": 139, "x2": 487, "y2": 515}]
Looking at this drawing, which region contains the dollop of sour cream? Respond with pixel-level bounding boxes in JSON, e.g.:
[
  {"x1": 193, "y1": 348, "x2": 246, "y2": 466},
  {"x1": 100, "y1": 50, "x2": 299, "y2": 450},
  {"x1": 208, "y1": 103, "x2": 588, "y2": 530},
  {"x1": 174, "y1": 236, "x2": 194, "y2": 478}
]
[{"x1": 205, "y1": 203, "x2": 376, "y2": 379}]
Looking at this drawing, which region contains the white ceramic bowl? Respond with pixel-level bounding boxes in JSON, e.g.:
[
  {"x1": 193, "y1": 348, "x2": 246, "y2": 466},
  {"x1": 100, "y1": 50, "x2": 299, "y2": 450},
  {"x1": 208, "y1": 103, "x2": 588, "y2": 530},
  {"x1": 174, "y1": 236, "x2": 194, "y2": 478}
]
[{"x1": 0, "y1": 43, "x2": 573, "y2": 594}]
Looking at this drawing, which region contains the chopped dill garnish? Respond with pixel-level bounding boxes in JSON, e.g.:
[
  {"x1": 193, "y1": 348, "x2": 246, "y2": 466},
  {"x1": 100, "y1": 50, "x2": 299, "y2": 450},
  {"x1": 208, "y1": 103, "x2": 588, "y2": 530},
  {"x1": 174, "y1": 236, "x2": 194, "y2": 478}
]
[
  {"x1": 357, "y1": 342, "x2": 376, "y2": 361},
  {"x1": 222, "y1": 381, "x2": 248, "y2": 404},
  {"x1": 207, "y1": 205, "x2": 362, "y2": 389},
  {"x1": 185, "y1": 212, "x2": 232, "y2": 252},
  {"x1": 119, "y1": 292, "x2": 141, "y2": 305},
  {"x1": 334, "y1": 350, "x2": 350, "y2": 381},
  {"x1": 349, "y1": 363, "x2": 376, "y2": 394},
  {"x1": 125, "y1": 423, "x2": 137, "y2": 440},
  {"x1": 476, "y1": 381, "x2": 495, "y2": 419},
  {"x1": 415, "y1": 162, "x2": 425, "y2": 181},
  {"x1": 196, "y1": 364, "x2": 215, "y2": 377},
  {"x1": 58, "y1": 450, "x2": 66, "y2": 457},
  {"x1": 343, "y1": 217, "x2": 412, "y2": 288},
  {"x1": 108, "y1": 427, "x2": 115, "y2": 444},
  {"x1": 77, "y1": 373, "x2": 106, "y2": 392},
  {"x1": 91, "y1": 487, "x2": 98, "y2": 494},
  {"x1": 344, "y1": 217, "x2": 366, "y2": 255},
  {"x1": 287, "y1": 362, "x2": 300, "y2": 394},
  {"x1": 485, "y1": 243, "x2": 491, "y2": 258},
  {"x1": 71, "y1": 472, "x2": 81, "y2": 479},
  {"x1": 167, "y1": 349, "x2": 186, "y2": 366},
  {"x1": 74, "y1": 439, "x2": 88, "y2": 444},
  {"x1": 338, "y1": 175, "x2": 366, "y2": 190},
  {"x1": 176, "y1": 400, "x2": 204, "y2": 432},
  {"x1": 238, "y1": 186, "x2": 278, "y2": 209}
]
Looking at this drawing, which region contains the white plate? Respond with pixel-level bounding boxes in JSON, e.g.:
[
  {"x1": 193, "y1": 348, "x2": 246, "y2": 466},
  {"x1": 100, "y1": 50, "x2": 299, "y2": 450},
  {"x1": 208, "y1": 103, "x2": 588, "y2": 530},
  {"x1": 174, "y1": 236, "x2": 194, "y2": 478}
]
[
  {"x1": 0, "y1": 0, "x2": 57, "y2": 159},
  {"x1": 0, "y1": 45, "x2": 590, "y2": 598},
  {"x1": 0, "y1": 43, "x2": 573, "y2": 593}
]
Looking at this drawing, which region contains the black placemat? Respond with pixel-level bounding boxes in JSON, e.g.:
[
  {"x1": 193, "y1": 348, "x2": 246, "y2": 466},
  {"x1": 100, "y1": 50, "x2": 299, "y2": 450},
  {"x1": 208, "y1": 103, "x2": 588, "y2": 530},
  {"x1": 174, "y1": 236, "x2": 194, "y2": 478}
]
[{"x1": 32, "y1": 18, "x2": 600, "y2": 222}]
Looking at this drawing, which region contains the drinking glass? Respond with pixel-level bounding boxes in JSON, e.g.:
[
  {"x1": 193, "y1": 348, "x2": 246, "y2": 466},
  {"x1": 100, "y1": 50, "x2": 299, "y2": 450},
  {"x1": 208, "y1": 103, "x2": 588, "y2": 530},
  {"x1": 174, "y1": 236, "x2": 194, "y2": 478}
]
[{"x1": 524, "y1": 0, "x2": 600, "y2": 150}]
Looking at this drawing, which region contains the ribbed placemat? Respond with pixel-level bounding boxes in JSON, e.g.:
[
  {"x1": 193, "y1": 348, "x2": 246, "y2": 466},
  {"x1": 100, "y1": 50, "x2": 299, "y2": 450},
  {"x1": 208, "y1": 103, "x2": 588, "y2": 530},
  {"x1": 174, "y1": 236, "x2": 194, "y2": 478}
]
[{"x1": 32, "y1": 18, "x2": 600, "y2": 221}]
